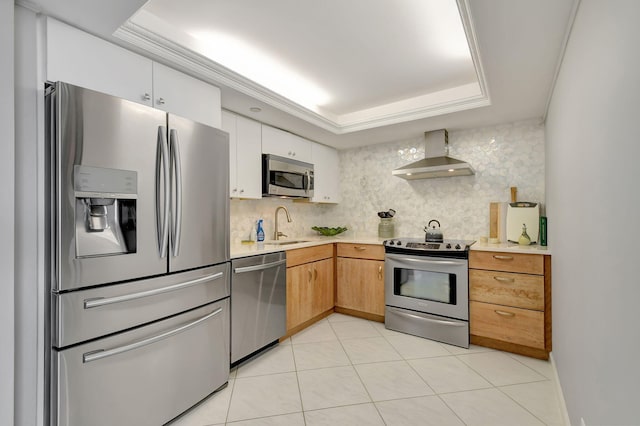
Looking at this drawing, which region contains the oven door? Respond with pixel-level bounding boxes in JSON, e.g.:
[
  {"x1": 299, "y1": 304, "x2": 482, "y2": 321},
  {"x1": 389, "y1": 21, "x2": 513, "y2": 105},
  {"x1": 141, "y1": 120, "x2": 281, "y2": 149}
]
[{"x1": 385, "y1": 252, "x2": 468, "y2": 321}]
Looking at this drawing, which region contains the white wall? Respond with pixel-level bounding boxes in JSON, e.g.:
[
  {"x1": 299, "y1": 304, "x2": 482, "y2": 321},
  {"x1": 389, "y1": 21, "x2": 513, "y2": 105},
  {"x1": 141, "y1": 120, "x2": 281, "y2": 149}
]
[
  {"x1": 1, "y1": 0, "x2": 15, "y2": 425},
  {"x1": 333, "y1": 120, "x2": 545, "y2": 239},
  {"x1": 545, "y1": 1, "x2": 640, "y2": 424}
]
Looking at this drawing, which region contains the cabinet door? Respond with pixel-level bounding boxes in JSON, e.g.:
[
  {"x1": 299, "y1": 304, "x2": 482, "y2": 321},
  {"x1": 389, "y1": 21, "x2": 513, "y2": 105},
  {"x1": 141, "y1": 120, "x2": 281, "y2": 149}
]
[
  {"x1": 262, "y1": 125, "x2": 312, "y2": 163},
  {"x1": 336, "y1": 258, "x2": 385, "y2": 315},
  {"x1": 46, "y1": 17, "x2": 153, "y2": 106},
  {"x1": 221, "y1": 111, "x2": 238, "y2": 197},
  {"x1": 312, "y1": 258, "x2": 334, "y2": 317},
  {"x1": 152, "y1": 62, "x2": 221, "y2": 128},
  {"x1": 286, "y1": 264, "x2": 313, "y2": 331},
  {"x1": 234, "y1": 115, "x2": 262, "y2": 199},
  {"x1": 311, "y1": 143, "x2": 341, "y2": 203}
]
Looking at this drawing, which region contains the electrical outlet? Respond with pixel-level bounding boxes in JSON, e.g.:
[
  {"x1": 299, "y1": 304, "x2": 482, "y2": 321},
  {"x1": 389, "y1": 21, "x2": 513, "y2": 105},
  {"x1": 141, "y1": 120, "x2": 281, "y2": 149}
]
[{"x1": 581, "y1": 418, "x2": 586, "y2": 426}]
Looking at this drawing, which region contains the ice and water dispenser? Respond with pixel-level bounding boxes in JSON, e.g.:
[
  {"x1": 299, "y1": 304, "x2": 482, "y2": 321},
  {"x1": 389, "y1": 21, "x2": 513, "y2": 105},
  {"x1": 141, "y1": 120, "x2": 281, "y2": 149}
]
[{"x1": 74, "y1": 165, "x2": 137, "y2": 257}]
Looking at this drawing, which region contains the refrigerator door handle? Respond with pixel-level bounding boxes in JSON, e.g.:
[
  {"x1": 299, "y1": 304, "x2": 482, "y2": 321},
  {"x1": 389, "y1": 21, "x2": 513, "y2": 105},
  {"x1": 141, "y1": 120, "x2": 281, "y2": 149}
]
[
  {"x1": 83, "y1": 271, "x2": 225, "y2": 309},
  {"x1": 169, "y1": 128, "x2": 183, "y2": 257},
  {"x1": 156, "y1": 126, "x2": 170, "y2": 258},
  {"x1": 82, "y1": 307, "x2": 223, "y2": 363}
]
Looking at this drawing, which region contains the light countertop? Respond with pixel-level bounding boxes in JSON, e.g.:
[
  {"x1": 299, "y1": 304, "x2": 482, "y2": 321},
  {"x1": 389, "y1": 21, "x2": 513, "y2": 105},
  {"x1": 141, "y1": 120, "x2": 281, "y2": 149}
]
[{"x1": 230, "y1": 237, "x2": 551, "y2": 259}]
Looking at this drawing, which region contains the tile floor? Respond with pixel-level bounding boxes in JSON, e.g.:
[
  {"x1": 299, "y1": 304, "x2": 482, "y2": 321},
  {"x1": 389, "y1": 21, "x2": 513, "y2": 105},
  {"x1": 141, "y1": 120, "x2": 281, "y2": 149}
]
[{"x1": 170, "y1": 313, "x2": 565, "y2": 426}]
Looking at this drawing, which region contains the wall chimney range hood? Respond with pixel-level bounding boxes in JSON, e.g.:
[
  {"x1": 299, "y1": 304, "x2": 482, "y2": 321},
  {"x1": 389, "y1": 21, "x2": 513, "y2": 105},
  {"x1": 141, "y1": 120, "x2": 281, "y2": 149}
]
[{"x1": 392, "y1": 129, "x2": 474, "y2": 179}]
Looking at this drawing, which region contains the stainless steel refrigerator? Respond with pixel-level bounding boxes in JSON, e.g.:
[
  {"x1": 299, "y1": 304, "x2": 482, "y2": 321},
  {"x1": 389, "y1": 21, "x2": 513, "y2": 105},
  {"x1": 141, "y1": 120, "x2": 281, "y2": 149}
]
[{"x1": 46, "y1": 82, "x2": 230, "y2": 426}]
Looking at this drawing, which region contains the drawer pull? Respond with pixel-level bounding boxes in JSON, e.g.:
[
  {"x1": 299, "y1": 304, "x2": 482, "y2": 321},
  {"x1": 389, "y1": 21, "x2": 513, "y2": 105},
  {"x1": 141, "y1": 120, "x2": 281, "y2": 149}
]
[
  {"x1": 493, "y1": 276, "x2": 515, "y2": 283},
  {"x1": 494, "y1": 310, "x2": 515, "y2": 317},
  {"x1": 493, "y1": 255, "x2": 514, "y2": 260},
  {"x1": 354, "y1": 246, "x2": 367, "y2": 251}
]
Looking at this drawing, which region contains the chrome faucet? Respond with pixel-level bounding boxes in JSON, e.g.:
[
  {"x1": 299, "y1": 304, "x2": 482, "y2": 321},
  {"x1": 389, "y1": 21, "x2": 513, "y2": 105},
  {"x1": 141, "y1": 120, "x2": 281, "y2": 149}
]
[{"x1": 274, "y1": 206, "x2": 293, "y2": 240}]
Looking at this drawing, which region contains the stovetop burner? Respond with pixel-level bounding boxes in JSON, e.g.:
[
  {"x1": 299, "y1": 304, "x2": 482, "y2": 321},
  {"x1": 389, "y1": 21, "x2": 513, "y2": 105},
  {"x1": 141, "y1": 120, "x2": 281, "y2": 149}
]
[{"x1": 383, "y1": 238, "x2": 475, "y2": 258}]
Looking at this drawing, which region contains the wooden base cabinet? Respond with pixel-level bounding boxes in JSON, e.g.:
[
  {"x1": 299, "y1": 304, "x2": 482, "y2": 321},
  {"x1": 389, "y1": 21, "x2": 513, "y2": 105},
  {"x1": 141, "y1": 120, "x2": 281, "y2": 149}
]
[
  {"x1": 469, "y1": 251, "x2": 551, "y2": 359},
  {"x1": 336, "y1": 244, "x2": 385, "y2": 320},
  {"x1": 286, "y1": 245, "x2": 334, "y2": 334}
]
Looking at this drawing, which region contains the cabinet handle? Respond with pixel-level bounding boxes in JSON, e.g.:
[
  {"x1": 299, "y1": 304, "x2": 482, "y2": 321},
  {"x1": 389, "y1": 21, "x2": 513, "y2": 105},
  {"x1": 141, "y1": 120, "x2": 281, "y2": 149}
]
[
  {"x1": 143, "y1": 93, "x2": 151, "y2": 101},
  {"x1": 378, "y1": 265, "x2": 383, "y2": 280},
  {"x1": 493, "y1": 276, "x2": 515, "y2": 283},
  {"x1": 232, "y1": 188, "x2": 237, "y2": 193},
  {"x1": 492, "y1": 255, "x2": 514, "y2": 260},
  {"x1": 157, "y1": 97, "x2": 166, "y2": 105},
  {"x1": 314, "y1": 268, "x2": 318, "y2": 281},
  {"x1": 308, "y1": 269, "x2": 312, "y2": 283},
  {"x1": 354, "y1": 246, "x2": 367, "y2": 251},
  {"x1": 240, "y1": 189, "x2": 244, "y2": 193},
  {"x1": 494, "y1": 310, "x2": 515, "y2": 317}
]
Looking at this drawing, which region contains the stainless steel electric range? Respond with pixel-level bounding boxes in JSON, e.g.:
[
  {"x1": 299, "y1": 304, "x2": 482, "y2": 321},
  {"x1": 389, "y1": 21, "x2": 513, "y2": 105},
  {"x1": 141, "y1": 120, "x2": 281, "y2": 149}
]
[{"x1": 383, "y1": 238, "x2": 475, "y2": 348}]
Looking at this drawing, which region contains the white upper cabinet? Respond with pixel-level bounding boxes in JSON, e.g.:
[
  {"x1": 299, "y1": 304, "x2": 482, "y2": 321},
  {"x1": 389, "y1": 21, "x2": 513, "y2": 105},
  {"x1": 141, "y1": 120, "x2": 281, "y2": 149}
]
[
  {"x1": 261, "y1": 125, "x2": 312, "y2": 163},
  {"x1": 221, "y1": 111, "x2": 262, "y2": 199},
  {"x1": 46, "y1": 18, "x2": 153, "y2": 106},
  {"x1": 152, "y1": 62, "x2": 221, "y2": 128},
  {"x1": 311, "y1": 143, "x2": 341, "y2": 204},
  {"x1": 45, "y1": 18, "x2": 221, "y2": 128}
]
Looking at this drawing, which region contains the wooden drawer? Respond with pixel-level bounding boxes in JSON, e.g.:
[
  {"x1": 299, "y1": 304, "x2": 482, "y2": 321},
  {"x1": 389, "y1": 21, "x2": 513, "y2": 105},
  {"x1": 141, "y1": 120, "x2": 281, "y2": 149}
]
[
  {"x1": 286, "y1": 244, "x2": 333, "y2": 268},
  {"x1": 470, "y1": 251, "x2": 544, "y2": 275},
  {"x1": 470, "y1": 301, "x2": 545, "y2": 349},
  {"x1": 336, "y1": 243, "x2": 384, "y2": 260},
  {"x1": 469, "y1": 269, "x2": 544, "y2": 310}
]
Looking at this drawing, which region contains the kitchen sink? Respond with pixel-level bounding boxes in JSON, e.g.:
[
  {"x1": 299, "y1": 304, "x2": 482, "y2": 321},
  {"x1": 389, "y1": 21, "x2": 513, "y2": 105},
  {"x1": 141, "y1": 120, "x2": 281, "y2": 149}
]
[{"x1": 264, "y1": 240, "x2": 310, "y2": 246}]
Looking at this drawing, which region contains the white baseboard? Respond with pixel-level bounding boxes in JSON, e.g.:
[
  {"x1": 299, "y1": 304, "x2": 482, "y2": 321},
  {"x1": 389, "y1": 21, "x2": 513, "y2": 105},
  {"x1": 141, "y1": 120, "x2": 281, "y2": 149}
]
[{"x1": 549, "y1": 352, "x2": 572, "y2": 426}]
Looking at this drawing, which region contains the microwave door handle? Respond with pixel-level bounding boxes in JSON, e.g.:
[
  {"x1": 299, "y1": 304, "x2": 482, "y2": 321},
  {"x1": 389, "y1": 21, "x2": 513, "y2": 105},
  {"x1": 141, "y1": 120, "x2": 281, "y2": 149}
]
[
  {"x1": 305, "y1": 170, "x2": 310, "y2": 194},
  {"x1": 169, "y1": 128, "x2": 182, "y2": 257},
  {"x1": 156, "y1": 126, "x2": 170, "y2": 258}
]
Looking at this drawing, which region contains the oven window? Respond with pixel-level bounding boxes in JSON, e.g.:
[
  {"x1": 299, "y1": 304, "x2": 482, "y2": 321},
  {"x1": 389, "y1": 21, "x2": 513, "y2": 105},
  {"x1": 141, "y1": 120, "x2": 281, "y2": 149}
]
[
  {"x1": 270, "y1": 171, "x2": 304, "y2": 189},
  {"x1": 393, "y1": 268, "x2": 456, "y2": 305}
]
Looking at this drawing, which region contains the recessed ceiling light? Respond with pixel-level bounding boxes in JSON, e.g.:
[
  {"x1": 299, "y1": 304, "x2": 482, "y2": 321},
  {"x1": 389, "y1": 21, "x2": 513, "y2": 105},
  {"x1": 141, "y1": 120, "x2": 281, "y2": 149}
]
[
  {"x1": 448, "y1": 169, "x2": 455, "y2": 172},
  {"x1": 249, "y1": 107, "x2": 262, "y2": 113}
]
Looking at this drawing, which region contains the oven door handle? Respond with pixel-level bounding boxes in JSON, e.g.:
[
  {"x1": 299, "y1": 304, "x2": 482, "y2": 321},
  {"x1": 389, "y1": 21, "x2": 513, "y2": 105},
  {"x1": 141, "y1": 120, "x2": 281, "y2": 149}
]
[
  {"x1": 386, "y1": 254, "x2": 465, "y2": 267},
  {"x1": 387, "y1": 307, "x2": 466, "y2": 327}
]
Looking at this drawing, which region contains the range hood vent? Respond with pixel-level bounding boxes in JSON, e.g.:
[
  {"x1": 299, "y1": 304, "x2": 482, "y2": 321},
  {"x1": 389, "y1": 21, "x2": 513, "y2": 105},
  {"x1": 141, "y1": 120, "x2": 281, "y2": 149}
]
[{"x1": 392, "y1": 129, "x2": 474, "y2": 180}]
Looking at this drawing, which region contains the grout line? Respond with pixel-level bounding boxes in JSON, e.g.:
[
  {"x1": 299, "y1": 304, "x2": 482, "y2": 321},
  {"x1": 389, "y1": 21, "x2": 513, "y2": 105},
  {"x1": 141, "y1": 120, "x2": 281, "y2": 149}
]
[{"x1": 495, "y1": 384, "x2": 553, "y2": 425}]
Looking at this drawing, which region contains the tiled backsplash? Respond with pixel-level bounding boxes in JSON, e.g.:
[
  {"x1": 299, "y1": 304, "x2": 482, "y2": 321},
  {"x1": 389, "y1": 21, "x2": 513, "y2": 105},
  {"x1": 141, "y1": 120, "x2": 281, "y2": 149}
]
[{"x1": 230, "y1": 119, "x2": 545, "y2": 242}]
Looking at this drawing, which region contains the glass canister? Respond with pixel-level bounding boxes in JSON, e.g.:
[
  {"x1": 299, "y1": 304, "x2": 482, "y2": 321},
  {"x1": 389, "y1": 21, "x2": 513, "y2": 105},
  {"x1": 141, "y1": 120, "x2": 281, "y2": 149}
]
[{"x1": 378, "y1": 218, "x2": 395, "y2": 238}]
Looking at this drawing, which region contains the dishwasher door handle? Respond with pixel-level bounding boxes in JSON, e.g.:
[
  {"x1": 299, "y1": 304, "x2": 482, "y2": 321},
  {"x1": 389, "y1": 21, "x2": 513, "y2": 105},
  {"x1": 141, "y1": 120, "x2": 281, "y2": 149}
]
[{"x1": 234, "y1": 259, "x2": 286, "y2": 274}]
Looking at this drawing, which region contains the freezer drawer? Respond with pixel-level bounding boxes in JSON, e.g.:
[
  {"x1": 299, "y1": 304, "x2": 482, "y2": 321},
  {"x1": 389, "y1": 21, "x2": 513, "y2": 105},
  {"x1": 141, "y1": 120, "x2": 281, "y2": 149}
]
[
  {"x1": 52, "y1": 262, "x2": 230, "y2": 348},
  {"x1": 231, "y1": 252, "x2": 286, "y2": 363},
  {"x1": 51, "y1": 299, "x2": 230, "y2": 426}
]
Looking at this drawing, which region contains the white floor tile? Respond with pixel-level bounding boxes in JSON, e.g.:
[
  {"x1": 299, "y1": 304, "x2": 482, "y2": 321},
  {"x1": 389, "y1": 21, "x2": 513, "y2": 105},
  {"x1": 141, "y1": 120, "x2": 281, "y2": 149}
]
[
  {"x1": 370, "y1": 320, "x2": 406, "y2": 337},
  {"x1": 355, "y1": 361, "x2": 434, "y2": 401},
  {"x1": 500, "y1": 380, "x2": 565, "y2": 425},
  {"x1": 507, "y1": 352, "x2": 556, "y2": 379},
  {"x1": 304, "y1": 403, "x2": 385, "y2": 426},
  {"x1": 457, "y1": 351, "x2": 546, "y2": 386},
  {"x1": 440, "y1": 388, "x2": 545, "y2": 426},
  {"x1": 330, "y1": 320, "x2": 381, "y2": 340},
  {"x1": 375, "y1": 395, "x2": 465, "y2": 426},
  {"x1": 290, "y1": 320, "x2": 337, "y2": 344},
  {"x1": 292, "y1": 340, "x2": 350, "y2": 371},
  {"x1": 169, "y1": 380, "x2": 234, "y2": 426},
  {"x1": 279, "y1": 337, "x2": 292, "y2": 346},
  {"x1": 297, "y1": 366, "x2": 371, "y2": 410},
  {"x1": 384, "y1": 332, "x2": 452, "y2": 359},
  {"x1": 440, "y1": 343, "x2": 495, "y2": 355},
  {"x1": 408, "y1": 356, "x2": 492, "y2": 394},
  {"x1": 236, "y1": 344, "x2": 295, "y2": 378},
  {"x1": 226, "y1": 372, "x2": 301, "y2": 422},
  {"x1": 226, "y1": 412, "x2": 305, "y2": 425},
  {"x1": 326, "y1": 312, "x2": 366, "y2": 323},
  {"x1": 341, "y1": 336, "x2": 403, "y2": 364}
]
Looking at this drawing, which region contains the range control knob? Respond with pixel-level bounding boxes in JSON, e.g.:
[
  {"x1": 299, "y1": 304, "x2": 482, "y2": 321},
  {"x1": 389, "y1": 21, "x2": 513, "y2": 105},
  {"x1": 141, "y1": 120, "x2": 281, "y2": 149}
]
[
  {"x1": 396, "y1": 240, "x2": 402, "y2": 246},
  {"x1": 446, "y1": 243, "x2": 452, "y2": 249},
  {"x1": 389, "y1": 240, "x2": 395, "y2": 245},
  {"x1": 455, "y1": 244, "x2": 461, "y2": 249}
]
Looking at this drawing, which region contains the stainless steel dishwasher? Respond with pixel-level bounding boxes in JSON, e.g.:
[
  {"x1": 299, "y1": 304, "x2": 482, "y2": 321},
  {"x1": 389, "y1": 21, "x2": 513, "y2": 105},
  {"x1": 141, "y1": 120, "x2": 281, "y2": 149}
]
[{"x1": 231, "y1": 252, "x2": 287, "y2": 364}]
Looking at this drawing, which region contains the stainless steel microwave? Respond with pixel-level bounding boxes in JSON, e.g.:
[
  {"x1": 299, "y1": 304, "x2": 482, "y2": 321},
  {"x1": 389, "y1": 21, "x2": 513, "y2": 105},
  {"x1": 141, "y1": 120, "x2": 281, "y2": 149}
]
[{"x1": 262, "y1": 154, "x2": 314, "y2": 198}]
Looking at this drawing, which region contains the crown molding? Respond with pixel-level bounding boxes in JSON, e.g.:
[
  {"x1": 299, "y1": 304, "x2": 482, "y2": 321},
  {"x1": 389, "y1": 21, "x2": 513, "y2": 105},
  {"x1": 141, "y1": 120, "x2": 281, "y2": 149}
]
[{"x1": 114, "y1": 1, "x2": 490, "y2": 135}]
